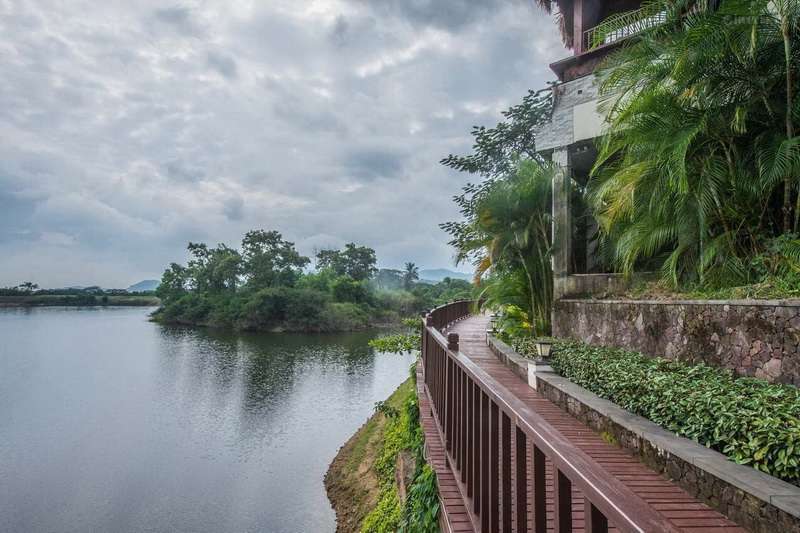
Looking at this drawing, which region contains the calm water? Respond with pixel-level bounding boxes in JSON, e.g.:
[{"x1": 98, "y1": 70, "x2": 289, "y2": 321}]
[{"x1": 0, "y1": 307, "x2": 414, "y2": 533}]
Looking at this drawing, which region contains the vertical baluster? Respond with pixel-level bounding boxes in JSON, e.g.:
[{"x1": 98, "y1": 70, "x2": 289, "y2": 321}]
[
  {"x1": 489, "y1": 401, "x2": 499, "y2": 533},
  {"x1": 584, "y1": 499, "x2": 608, "y2": 533},
  {"x1": 466, "y1": 379, "x2": 473, "y2": 495},
  {"x1": 501, "y1": 412, "x2": 512, "y2": 532},
  {"x1": 445, "y1": 357, "x2": 453, "y2": 451},
  {"x1": 515, "y1": 427, "x2": 528, "y2": 533},
  {"x1": 533, "y1": 445, "x2": 547, "y2": 533},
  {"x1": 554, "y1": 470, "x2": 573, "y2": 533},
  {"x1": 460, "y1": 369, "x2": 467, "y2": 481},
  {"x1": 454, "y1": 366, "x2": 461, "y2": 468},
  {"x1": 480, "y1": 393, "x2": 489, "y2": 531},
  {"x1": 436, "y1": 346, "x2": 441, "y2": 413},
  {"x1": 472, "y1": 383, "x2": 481, "y2": 512}
]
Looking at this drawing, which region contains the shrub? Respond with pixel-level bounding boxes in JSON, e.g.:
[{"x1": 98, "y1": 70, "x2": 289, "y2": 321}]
[
  {"x1": 325, "y1": 302, "x2": 371, "y2": 331},
  {"x1": 332, "y1": 277, "x2": 372, "y2": 304},
  {"x1": 526, "y1": 340, "x2": 800, "y2": 485},
  {"x1": 284, "y1": 288, "x2": 328, "y2": 330},
  {"x1": 241, "y1": 287, "x2": 291, "y2": 326}
]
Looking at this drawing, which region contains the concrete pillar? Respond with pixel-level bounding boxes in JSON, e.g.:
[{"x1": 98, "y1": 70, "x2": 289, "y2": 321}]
[{"x1": 551, "y1": 148, "x2": 571, "y2": 301}]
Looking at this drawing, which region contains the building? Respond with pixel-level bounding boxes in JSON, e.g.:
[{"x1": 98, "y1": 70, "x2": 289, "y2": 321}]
[{"x1": 534, "y1": 1, "x2": 665, "y2": 297}]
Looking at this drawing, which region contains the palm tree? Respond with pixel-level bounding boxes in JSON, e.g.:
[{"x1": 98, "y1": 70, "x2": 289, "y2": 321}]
[
  {"x1": 458, "y1": 160, "x2": 555, "y2": 334},
  {"x1": 589, "y1": 0, "x2": 800, "y2": 288},
  {"x1": 403, "y1": 262, "x2": 419, "y2": 290}
]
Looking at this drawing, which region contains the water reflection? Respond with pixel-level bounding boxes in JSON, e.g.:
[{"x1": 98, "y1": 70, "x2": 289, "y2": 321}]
[{"x1": 0, "y1": 307, "x2": 413, "y2": 533}]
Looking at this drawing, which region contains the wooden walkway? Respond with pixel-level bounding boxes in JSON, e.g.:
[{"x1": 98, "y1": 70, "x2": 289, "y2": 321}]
[{"x1": 419, "y1": 312, "x2": 746, "y2": 533}]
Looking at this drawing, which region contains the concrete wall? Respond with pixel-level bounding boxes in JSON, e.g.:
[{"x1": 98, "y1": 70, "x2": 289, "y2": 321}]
[
  {"x1": 553, "y1": 299, "x2": 800, "y2": 385},
  {"x1": 536, "y1": 74, "x2": 600, "y2": 152}
]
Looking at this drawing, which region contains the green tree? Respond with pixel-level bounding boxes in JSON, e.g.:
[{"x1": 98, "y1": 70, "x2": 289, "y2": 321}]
[
  {"x1": 186, "y1": 242, "x2": 241, "y2": 293},
  {"x1": 590, "y1": 0, "x2": 800, "y2": 287},
  {"x1": 156, "y1": 263, "x2": 189, "y2": 301},
  {"x1": 315, "y1": 243, "x2": 377, "y2": 281},
  {"x1": 402, "y1": 263, "x2": 419, "y2": 290},
  {"x1": 16, "y1": 281, "x2": 38, "y2": 293},
  {"x1": 441, "y1": 89, "x2": 553, "y2": 267},
  {"x1": 374, "y1": 268, "x2": 404, "y2": 290},
  {"x1": 454, "y1": 161, "x2": 555, "y2": 334},
  {"x1": 241, "y1": 230, "x2": 309, "y2": 289}
]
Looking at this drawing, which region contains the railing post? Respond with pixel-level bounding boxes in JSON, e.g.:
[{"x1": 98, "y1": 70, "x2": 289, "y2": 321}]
[
  {"x1": 480, "y1": 392, "x2": 489, "y2": 531},
  {"x1": 472, "y1": 383, "x2": 480, "y2": 512},
  {"x1": 554, "y1": 470, "x2": 573, "y2": 533},
  {"x1": 515, "y1": 427, "x2": 528, "y2": 532},
  {"x1": 447, "y1": 332, "x2": 459, "y2": 351},
  {"x1": 533, "y1": 445, "x2": 547, "y2": 533},
  {"x1": 501, "y1": 412, "x2": 512, "y2": 532},
  {"x1": 460, "y1": 369, "x2": 468, "y2": 482},
  {"x1": 585, "y1": 498, "x2": 609, "y2": 533},
  {"x1": 489, "y1": 401, "x2": 499, "y2": 533}
]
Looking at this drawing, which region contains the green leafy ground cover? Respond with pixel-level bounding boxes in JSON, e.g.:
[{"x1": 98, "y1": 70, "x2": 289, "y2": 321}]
[
  {"x1": 509, "y1": 337, "x2": 800, "y2": 486},
  {"x1": 360, "y1": 364, "x2": 439, "y2": 533}
]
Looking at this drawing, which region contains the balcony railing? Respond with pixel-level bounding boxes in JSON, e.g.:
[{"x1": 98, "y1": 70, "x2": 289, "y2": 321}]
[{"x1": 582, "y1": 6, "x2": 667, "y2": 52}]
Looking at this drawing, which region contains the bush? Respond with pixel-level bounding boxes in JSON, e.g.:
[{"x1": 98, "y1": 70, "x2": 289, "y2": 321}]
[
  {"x1": 531, "y1": 340, "x2": 800, "y2": 485},
  {"x1": 332, "y1": 277, "x2": 372, "y2": 304},
  {"x1": 284, "y1": 288, "x2": 328, "y2": 330},
  {"x1": 324, "y1": 302, "x2": 370, "y2": 331}
]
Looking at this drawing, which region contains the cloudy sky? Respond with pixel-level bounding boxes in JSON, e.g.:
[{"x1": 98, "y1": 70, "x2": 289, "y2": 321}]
[{"x1": 0, "y1": 0, "x2": 564, "y2": 288}]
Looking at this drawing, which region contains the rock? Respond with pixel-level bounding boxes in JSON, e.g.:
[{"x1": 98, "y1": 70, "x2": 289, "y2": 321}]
[{"x1": 763, "y1": 358, "x2": 782, "y2": 380}]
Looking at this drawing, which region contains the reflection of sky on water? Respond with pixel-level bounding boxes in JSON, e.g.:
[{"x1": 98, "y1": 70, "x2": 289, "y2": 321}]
[{"x1": 0, "y1": 307, "x2": 413, "y2": 533}]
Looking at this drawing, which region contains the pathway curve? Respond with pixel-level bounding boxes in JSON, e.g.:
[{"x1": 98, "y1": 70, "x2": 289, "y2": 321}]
[{"x1": 420, "y1": 313, "x2": 746, "y2": 532}]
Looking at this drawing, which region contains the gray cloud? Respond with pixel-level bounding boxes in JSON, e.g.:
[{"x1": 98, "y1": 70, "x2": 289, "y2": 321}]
[
  {"x1": 0, "y1": 0, "x2": 563, "y2": 288},
  {"x1": 152, "y1": 6, "x2": 201, "y2": 35},
  {"x1": 356, "y1": 0, "x2": 512, "y2": 30},
  {"x1": 207, "y1": 50, "x2": 238, "y2": 79},
  {"x1": 345, "y1": 147, "x2": 406, "y2": 181}
]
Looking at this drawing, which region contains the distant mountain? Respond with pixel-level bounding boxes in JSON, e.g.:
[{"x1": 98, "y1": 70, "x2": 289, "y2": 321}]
[
  {"x1": 418, "y1": 269, "x2": 471, "y2": 283},
  {"x1": 126, "y1": 280, "x2": 159, "y2": 292}
]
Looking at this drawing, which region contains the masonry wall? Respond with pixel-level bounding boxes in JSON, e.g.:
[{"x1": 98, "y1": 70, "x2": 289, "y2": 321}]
[
  {"x1": 553, "y1": 299, "x2": 800, "y2": 385},
  {"x1": 536, "y1": 74, "x2": 599, "y2": 151}
]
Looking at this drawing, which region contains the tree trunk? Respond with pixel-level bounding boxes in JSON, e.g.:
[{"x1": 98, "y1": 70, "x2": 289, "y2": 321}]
[
  {"x1": 781, "y1": 13, "x2": 796, "y2": 232},
  {"x1": 517, "y1": 250, "x2": 538, "y2": 335}
]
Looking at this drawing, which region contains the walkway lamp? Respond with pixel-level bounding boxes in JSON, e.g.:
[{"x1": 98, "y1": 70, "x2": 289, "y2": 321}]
[{"x1": 535, "y1": 338, "x2": 554, "y2": 361}]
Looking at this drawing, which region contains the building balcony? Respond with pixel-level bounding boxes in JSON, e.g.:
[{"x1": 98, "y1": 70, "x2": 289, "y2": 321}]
[{"x1": 581, "y1": 5, "x2": 667, "y2": 52}]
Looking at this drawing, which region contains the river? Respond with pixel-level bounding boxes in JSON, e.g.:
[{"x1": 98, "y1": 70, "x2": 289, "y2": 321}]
[{"x1": 0, "y1": 306, "x2": 414, "y2": 532}]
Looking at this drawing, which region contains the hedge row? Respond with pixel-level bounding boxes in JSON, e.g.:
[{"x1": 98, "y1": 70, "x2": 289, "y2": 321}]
[{"x1": 511, "y1": 337, "x2": 800, "y2": 486}]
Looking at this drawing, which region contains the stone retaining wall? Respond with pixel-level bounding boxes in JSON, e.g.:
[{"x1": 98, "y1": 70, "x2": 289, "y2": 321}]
[{"x1": 553, "y1": 299, "x2": 800, "y2": 385}]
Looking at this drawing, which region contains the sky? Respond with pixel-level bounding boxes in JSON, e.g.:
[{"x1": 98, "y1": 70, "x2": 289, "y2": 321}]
[{"x1": 0, "y1": 0, "x2": 565, "y2": 288}]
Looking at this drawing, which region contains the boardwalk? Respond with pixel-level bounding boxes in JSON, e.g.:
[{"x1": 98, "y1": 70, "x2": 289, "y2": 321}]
[{"x1": 419, "y1": 310, "x2": 746, "y2": 533}]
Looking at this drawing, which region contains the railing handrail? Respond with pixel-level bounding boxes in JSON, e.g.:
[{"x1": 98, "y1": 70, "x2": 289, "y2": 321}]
[
  {"x1": 426, "y1": 299, "x2": 475, "y2": 331},
  {"x1": 421, "y1": 300, "x2": 680, "y2": 532},
  {"x1": 583, "y1": 5, "x2": 667, "y2": 51}
]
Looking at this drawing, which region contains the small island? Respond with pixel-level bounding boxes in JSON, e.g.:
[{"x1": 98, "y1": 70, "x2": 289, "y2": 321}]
[{"x1": 151, "y1": 229, "x2": 473, "y2": 332}]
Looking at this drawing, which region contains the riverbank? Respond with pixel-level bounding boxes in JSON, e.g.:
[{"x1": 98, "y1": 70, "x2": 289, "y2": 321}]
[
  {"x1": 151, "y1": 304, "x2": 401, "y2": 333},
  {"x1": 0, "y1": 295, "x2": 159, "y2": 307},
  {"x1": 325, "y1": 371, "x2": 439, "y2": 533}
]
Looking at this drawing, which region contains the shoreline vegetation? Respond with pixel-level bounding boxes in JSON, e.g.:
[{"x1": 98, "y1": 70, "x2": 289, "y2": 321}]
[
  {"x1": 0, "y1": 286, "x2": 159, "y2": 308},
  {"x1": 326, "y1": 370, "x2": 439, "y2": 533},
  {"x1": 151, "y1": 230, "x2": 472, "y2": 333}
]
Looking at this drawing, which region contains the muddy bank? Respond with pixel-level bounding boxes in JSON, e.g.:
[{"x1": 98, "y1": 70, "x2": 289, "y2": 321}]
[{"x1": 325, "y1": 379, "x2": 413, "y2": 532}]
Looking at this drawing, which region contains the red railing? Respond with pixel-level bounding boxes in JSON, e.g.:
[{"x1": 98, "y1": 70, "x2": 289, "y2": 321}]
[{"x1": 421, "y1": 301, "x2": 680, "y2": 533}]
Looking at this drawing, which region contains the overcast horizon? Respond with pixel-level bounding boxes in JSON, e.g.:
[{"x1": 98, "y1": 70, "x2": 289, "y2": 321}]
[{"x1": 1, "y1": 1, "x2": 564, "y2": 289}]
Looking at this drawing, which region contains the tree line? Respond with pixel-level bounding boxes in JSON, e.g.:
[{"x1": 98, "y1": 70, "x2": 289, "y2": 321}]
[{"x1": 154, "y1": 230, "x2": 472, "y2": 331}]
